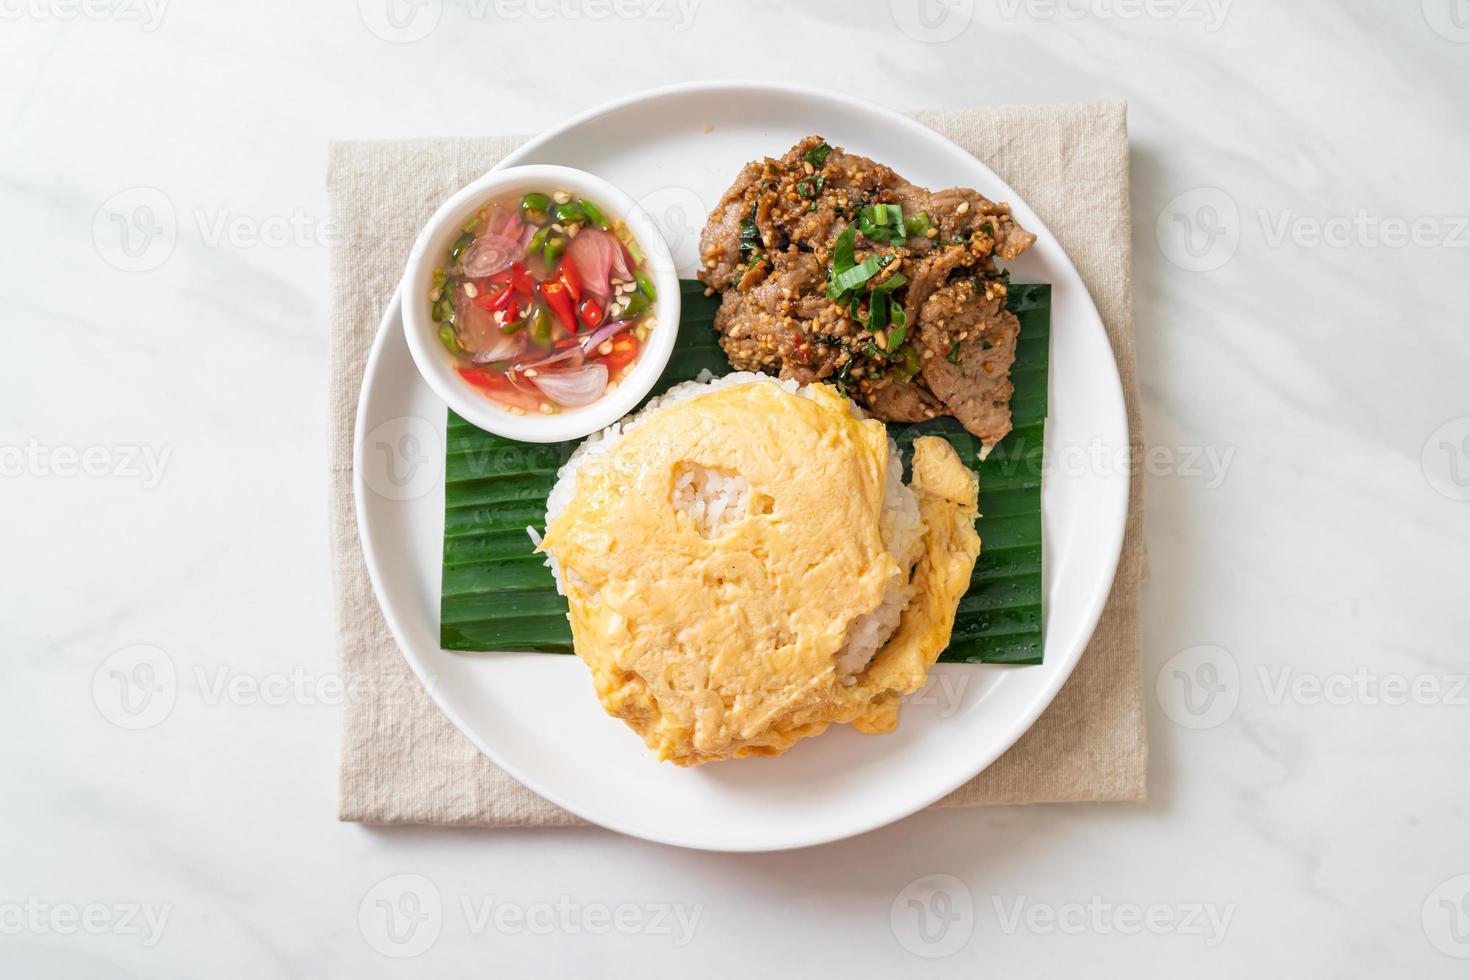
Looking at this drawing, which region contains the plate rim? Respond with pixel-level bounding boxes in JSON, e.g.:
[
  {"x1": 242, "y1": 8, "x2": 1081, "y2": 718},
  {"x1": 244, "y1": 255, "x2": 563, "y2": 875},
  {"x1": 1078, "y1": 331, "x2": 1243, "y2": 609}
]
[{"x1": 353, "y1": 80, "x2": 1131, "y2": 851}]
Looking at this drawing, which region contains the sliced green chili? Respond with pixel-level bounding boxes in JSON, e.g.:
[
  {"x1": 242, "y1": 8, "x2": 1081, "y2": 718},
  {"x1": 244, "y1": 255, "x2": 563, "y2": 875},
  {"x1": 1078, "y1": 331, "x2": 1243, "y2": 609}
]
[
  {"x1": 577, "y1": 199, "x2": 609, "y2": 229},
  {"x1": 634, "y1": 269, "x2": 657, "y2": 301},
  {"x1": 553, "y1": 201, "x2": 588, "y2": 225},
  {"x1": 529, "y1": 310, "x2": 552, "y2": 344},
  {"x1": 520, "y1": 193, "x2": 550, "y2": 224}
]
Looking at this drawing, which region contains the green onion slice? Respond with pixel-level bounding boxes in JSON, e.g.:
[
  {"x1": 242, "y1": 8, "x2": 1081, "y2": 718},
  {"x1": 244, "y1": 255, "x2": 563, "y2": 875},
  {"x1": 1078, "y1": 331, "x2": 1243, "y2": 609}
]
[
  {"x1": 904, "y1": 211, "x2": 932, "y2": 237},
  {"x1": 829, "y1": 254, "x2": 889, "y2": 295}
]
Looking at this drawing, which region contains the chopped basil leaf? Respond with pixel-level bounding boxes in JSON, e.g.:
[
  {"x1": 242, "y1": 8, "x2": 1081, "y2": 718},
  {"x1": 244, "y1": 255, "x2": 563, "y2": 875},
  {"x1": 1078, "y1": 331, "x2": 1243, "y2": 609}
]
[
  {"x1": 796, "y1": 173, "x2": 826, "y2": 199},
  {"x1": 831, "y1": 223, "x2": 857, "y2": 273},
  {"x1": 738, "y1": 203, "x2": 761, "y2": 258},
  {"x1": 948, "y1": 341, "x2": 962, "y2": 364},
  {"x1": 833, "y1": 357, "x2": 853, "y2": 396},
  {"x1": 803, "y1": 141, "x2": 832, "y2": 168}
]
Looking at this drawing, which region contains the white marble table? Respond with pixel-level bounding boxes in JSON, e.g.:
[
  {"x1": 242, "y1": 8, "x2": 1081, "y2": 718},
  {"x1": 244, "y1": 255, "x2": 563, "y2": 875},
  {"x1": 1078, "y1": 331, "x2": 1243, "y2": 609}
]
[{"x1": 3, "y1": 2, "x2": 1467, "y2": 976}]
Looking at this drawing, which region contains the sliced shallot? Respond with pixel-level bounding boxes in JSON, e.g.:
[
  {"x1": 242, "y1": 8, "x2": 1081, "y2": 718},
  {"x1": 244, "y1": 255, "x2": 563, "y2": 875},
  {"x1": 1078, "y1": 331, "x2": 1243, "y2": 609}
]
[
  {"x1": 454, "y1": 292, "x2": 525, "y2": 362},
  {"x1": 564, "y1": 228, "x2": 631, "y2": 300},
  {"x1": 462, "y1": 232, "x2": 526, "y2": 278},
  {"x1": 530, "y1": 363, "x2": 609, "y2": 407},
  {"x1": 513, "y1": 341, "x2": 585, "y2": 374},
  {"x1": 577, "y1": 318, "x2": 635, "y2": 354}
]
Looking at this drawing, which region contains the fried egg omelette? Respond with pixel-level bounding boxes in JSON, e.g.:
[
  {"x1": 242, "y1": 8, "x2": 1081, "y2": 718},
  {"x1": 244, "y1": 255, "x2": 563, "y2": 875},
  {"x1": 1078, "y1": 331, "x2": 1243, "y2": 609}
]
[{"x1": 538, "y1": 374, "x2": 980, "y2": 765}]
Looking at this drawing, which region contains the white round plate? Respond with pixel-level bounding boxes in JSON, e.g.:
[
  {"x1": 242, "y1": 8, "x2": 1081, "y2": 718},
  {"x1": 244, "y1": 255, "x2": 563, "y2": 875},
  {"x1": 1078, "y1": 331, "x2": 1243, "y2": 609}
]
[{"x1": 354, "y1": 81, "x2": 1129, "y2": 852}]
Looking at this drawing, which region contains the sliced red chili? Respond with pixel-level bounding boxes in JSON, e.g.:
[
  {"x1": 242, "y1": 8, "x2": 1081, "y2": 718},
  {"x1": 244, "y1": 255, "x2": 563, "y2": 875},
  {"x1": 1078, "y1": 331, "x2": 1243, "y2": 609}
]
[
  {"x1": 578, "y1": 297, "x2": 604, "y2": 330},
  {"x1": 538, "y1": 280, "x2": 578, "y2": 333},
  {"x1": 509, "y1": 262, "x2": 536, "y2": 298},
  {"x1": 558, "y1": 254, "x2": 584, "y2": 303},
  {"x1": 457, "y1": 366, "x2": 541, "y2": 410},
  {"x1": 472, "y1": 284, "x2": 516, "y2": 314},
  {"x1": 596, "y1": 331, "x2": 639, "y2": 373},
  {"x1": 457, "y1": 367, "x2": 499, "y2": 388}
]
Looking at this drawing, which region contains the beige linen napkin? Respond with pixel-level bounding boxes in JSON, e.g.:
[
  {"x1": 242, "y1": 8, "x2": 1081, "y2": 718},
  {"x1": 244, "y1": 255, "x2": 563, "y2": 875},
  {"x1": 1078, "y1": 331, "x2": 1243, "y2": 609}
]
[{"x1": 329, "y1": 101, "x2": 1146, "y2": 827}]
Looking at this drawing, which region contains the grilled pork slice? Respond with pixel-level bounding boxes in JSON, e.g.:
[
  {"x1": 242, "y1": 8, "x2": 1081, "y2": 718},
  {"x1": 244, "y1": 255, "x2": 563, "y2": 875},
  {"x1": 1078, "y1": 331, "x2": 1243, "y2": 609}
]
[{"x1": 917, "y1": 281, "x2": 1022, "y2": 447}]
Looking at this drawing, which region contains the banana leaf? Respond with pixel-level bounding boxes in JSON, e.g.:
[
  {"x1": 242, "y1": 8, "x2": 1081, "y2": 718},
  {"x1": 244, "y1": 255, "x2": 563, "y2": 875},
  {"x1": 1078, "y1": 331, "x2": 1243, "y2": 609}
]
[{"x1": 441, "y1": 280, "x2": 1047, "y2": 664}]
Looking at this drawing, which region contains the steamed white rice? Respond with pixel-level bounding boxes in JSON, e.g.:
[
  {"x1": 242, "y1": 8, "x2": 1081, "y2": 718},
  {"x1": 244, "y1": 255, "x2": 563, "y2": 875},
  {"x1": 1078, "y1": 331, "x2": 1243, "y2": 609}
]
[{"x1": 533, "y1": 372, "x2": 924, "y2": 681}]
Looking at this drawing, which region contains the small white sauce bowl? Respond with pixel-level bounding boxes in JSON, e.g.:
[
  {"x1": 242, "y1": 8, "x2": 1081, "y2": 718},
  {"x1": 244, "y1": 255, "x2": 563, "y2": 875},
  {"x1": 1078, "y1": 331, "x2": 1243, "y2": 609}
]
[{"x1": 401, "y1": 164, "x2": 681, "y2": 443}]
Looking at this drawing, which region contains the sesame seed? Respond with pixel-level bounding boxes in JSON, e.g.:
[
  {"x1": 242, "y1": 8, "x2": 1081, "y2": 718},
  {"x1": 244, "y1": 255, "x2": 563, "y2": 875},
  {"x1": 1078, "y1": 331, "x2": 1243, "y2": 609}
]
[
  {"x1": 462, "y1": 281, "x2": 478, "y2": 299},
  {"x1": 925, "y1": 227, "x2": 939, "y2": 239},
  {"x1": 956, "y1": 201, "x2": 970, "y2": 215}
]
